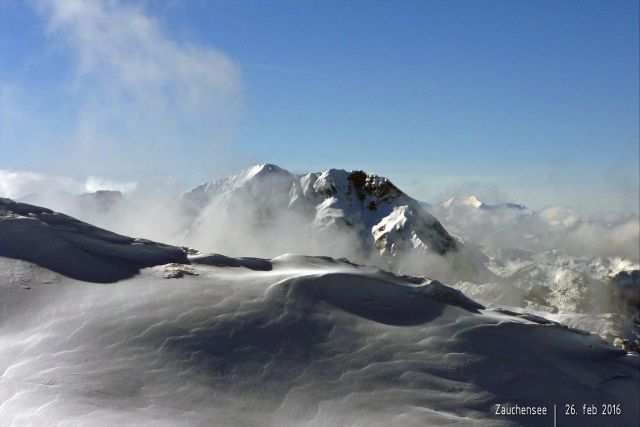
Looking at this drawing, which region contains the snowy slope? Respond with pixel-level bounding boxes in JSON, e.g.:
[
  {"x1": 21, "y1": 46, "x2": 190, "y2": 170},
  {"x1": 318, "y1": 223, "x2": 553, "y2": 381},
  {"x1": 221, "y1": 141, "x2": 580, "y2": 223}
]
[
  {"x1": 0, "y1": 253, "x2": 637, "y2": 426},
  {"x1": 0, "y1": 198, "x2": 188, "y2": 283},
  {"x1": 5, "y1": 169, "x2": 637, "y2": 352},
  {"x1": 183, "y1": 164, "x2": 457, "y2": 259},
  {"x1": 0, "y1": 199, "x2": 637, "y2": 426},
  {"x1": 428, "y1": 196, "x2": 640, "y2": 350},
  {"x1": 16, "y1": 190, "x2": 125, "y2": 225}
]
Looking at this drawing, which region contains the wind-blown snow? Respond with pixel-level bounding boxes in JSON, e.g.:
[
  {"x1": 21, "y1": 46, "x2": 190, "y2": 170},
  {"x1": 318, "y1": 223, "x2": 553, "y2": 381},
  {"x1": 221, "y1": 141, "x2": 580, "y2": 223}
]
[
  {"x1": 5, "y1": 166, "x2": 638, "y2": 349},
  {"x1": 0, "y1": 198, "x2": 187, "y2": 283},
  {"x1": 0, "y1": 197, "x2": 638, "y2": 426},
  {"x1": 428, "y1": 195, "x2": 640, "y2": 350},
  {"x1": 0, "y1": 254, "x2": 637, "y2": 426}
]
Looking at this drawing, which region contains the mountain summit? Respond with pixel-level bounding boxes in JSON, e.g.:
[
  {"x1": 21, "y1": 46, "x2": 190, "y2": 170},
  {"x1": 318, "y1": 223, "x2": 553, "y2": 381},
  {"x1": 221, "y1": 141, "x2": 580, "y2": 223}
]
[
  {"x1": 439, "y1": 196, "x2": 526, "y2": 211},
  {"x1": 182, "y1": 164, "x2": 457, "y2": 263}
]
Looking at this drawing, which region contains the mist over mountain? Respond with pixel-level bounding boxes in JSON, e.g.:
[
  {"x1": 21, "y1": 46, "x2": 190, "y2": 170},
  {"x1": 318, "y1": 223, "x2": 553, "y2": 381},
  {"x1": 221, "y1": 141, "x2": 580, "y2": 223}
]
[
  {"x1": 0, "y1": 197, "x2": 187, "y2": 282},
  {"x1": 0, "y1": 195, "x2": 638, "y2": 426},
  {"x1": 431, "y1": 195, "x2": 639, "y2": 261},
  {"x1": 2, "y1": 0, "x2": 638, "y2": 425},
  {"x1": 1, "y1": 165, "x2": 638, "y2": 426},
  {"x1": 7, "y1": 163, "x2": 638, "y2": 350},
  {"x1": 184, "y1": 164, "x2": 456, "y2": 253}
]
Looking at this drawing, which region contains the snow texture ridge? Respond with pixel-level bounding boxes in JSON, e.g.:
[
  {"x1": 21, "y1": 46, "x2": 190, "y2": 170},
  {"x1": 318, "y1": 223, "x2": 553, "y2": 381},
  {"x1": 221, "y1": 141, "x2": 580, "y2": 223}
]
[
  {"x1": 0, "y1": 252, "x2": 637, "y2": 426},
  {"x1": 0, "y1": 195, "x2": 638, "y2": 426},
  {"x1": 0, "y1": 198, "x2": 188, "y2": 283}
]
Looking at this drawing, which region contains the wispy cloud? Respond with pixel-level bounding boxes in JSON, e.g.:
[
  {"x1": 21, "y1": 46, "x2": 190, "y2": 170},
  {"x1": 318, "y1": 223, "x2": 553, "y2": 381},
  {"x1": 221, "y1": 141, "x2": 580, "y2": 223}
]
[
  {"x1": 39, "y1": 0, "x2": 239, "y2": 95},
  {"x1": 24, "y1": 0, "x2": 243, "y2": 179}
]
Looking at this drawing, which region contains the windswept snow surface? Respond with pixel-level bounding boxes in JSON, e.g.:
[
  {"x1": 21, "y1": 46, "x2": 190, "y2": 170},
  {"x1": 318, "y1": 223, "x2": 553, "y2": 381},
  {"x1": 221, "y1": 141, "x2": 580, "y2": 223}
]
[
  {"x1": 6, "y1": 168, "x2": 638, "y2": 349},
  {"x1": 0, "y1": 198, "x2": 187, "y2": 283},
  {"x1": 0, "y1": 202, "x2": 638, "y2": 426},
  {"x1": 0, "y1": 254, "x2": 638, "y2": 427},
  {"x1": 430, "y1": 196, "x2": 640, "y2": 350}
]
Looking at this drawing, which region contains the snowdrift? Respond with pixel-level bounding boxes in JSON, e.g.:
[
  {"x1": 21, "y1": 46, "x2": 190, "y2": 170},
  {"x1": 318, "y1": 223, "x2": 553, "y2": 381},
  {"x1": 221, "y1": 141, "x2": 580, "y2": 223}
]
[
  {"x1": 0, "y1": 199, "x2": 637, "y2": 426},
  {"x1": 0, "y1": 198, "x2": 188, "y2": 283},
  {"x1": 0, "y1": 251, "x2": 637, "y2": 426}
]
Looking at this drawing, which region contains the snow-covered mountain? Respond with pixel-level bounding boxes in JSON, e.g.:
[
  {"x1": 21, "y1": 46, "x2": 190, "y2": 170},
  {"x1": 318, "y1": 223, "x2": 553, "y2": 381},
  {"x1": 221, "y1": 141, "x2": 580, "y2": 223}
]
[
  {"x1": 0, "y1": 201, "x2": 637, "y2": 426},
  {"x1": 18, "y1": 189, "x2": 125, "y2": 215},
  {"x1": 439, "y1": 195, "x2": 527, "y2": 211},
  {"x1": 183, "y1": 164, "x2": 459, "y2": 264},
  {"x1": 5, "y1": 166, "x2": 637, "y2": 351},
  {"x1": 426, "y1": 196, "x2": 640, "y2": 351},
  {"x1": 180, "y1": 166, "x2": 640, "y2": 329},
  {"x1": 441, "y1": 195, "x2": 486, "y2": 210},
  {"x1": 0, "y1": 197, "x2": 187, "y2": 283},
  {"x1": 431, "y1": 196, "x2": 638, "y2": 260},
  {"x1": 454, "y1": 249, "x2": 640, "y2": 349}
]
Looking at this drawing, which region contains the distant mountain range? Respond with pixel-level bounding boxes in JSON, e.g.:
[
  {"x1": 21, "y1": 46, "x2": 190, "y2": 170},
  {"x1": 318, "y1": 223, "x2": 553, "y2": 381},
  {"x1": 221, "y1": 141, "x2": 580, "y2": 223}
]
[
  {"x1": 2, "y1": 164, "x2": 638, "y2": 350},
  {"x1": 438, "y1": 195, "x2": 527, "y2": 211},
  {"x1": 1, "y1": 195, "x2": 637, "y2": 426}
]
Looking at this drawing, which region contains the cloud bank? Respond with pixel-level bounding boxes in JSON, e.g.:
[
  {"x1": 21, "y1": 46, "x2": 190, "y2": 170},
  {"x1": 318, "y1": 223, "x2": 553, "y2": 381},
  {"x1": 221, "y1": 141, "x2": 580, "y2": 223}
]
[
  {"x1": 0, "y1": 169, "x2": 137, "y2": 199},
  {"x1": 432, "y1": 202, "x2": 640, "y2": 261}
]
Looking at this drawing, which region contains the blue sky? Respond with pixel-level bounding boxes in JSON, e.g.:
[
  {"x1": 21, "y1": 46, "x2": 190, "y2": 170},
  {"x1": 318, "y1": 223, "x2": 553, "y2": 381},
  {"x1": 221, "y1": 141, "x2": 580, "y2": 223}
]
[{"x1": 0, "y1": 0, "x2": 638, "y2": 212}]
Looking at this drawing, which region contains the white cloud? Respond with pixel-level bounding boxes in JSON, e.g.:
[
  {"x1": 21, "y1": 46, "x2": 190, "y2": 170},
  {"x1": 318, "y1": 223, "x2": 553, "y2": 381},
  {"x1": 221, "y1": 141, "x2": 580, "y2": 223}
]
[
  {"x1": 0, "y1": 169, "x2": 137, "y2": 199},
  {"x1": 431, "y1": 202, "x2": 640, "y2": 261},
  {"x1": 0, "y1": 170, "x2": 83, "y2": 199},
  {"x1": 84, "y1": 176, "x2": 138, "y2": 193},
  {"x1": 28, "y1": 0, "x2": 242, "y2": 178},
  {"x1": 39, "y1": 0, "x2": 239, "y2": 97}
]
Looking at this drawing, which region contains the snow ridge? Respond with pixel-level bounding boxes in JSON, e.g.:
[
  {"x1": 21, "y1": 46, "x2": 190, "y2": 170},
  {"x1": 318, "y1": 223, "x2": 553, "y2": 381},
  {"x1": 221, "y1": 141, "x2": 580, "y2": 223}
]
[{"x1": 0, "y1": 198, "x2": 188, "y2": 283}]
